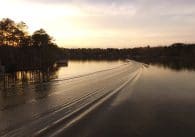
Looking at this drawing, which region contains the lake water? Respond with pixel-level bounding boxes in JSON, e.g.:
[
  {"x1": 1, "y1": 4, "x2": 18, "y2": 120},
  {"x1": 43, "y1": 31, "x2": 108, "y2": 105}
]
[
  {"x1": 0, "y1": 60, "x2": 124, "y2": 110},
  {"x1": 70, "y1": 61, "x2": 195, "y2": 137},
  {"x1": 0, "y1": 60, "x2": 195, "y2": 111},
  {"x1": 0, "y1": 60, "x2": 195, "y2": 136},
  {"x1": 0, "y1": 59, "x2": 195, "y2": 109}
]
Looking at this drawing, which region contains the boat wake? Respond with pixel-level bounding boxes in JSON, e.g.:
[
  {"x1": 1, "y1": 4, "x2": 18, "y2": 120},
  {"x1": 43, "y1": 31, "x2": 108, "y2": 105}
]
[{"x1": 0, "y1": 61, "x2": 143, "y2": 137}]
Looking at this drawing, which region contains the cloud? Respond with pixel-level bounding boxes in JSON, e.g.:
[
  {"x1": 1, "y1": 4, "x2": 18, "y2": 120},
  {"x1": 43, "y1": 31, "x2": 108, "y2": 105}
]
[
  {"x1": 1, "y1": 0, "x2": 195, "y2": 47},
  {"x1": 17, "y1": 0, "x2": 195, "y2": 17}
]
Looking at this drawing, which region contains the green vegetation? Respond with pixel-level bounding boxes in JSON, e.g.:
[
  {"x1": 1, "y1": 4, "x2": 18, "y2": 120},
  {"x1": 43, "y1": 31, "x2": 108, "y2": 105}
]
[{"x1": 0, "y1": 18, "x2": 65, "y2": 72}]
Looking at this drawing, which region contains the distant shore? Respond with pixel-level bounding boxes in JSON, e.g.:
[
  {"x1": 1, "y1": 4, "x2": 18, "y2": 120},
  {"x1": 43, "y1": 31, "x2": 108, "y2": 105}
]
[
  {"x1": 1, "y1": 18, "x2": 195, "y2": 73},
  {"x1": 1, "y1": 43, "x2": 195, "y2": 72},
  {"x1": 64, "y1": 43, "x2": 195, "y2": 60}
]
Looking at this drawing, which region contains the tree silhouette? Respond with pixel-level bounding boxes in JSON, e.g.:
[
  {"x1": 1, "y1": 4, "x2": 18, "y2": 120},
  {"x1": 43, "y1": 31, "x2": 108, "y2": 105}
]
[
  {"x1": 0, "y1": 18, "x2": 65, "y2": 72},
  {"x1": 16, "y1": 21, "x2": 31, "y2": 47},
  {"x1": 32, "y1": 29, "x2": 52, "y2": 47},
  {"x1": 0, "y1": 18, "x2": 30, "y2": 47}
]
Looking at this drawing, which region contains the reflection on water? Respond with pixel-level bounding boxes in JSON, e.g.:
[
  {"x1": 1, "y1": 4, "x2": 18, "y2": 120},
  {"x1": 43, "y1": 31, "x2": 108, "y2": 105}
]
[
  {"x1": 0, "y1": 59, "x2": 195, "y2": 110},
  {"x1": 0, "y1": 60, "x2": 123, "y2": 110},
  {"x1": 135, "y1": 58, "x2": 195, "y2": 71},
  {"x1": 0, "y1": 68, "x2": 59, "y2": 110},
  {"x1": 57, "y1": 60, "x2": 124, "y2": 80},
  {"x1": 152, "y1": 60, "x2": 195, "y2": 71}
]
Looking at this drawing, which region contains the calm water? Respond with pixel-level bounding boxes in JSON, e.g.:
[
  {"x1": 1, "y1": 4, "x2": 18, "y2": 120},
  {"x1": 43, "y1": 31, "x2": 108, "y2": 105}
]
[
  {"x1": 59, "y1": 61, "x2": 195, "y2": 137},
  {"x1": 0, "y1": 60, "x2": 195, "y2": 111},
  {"x1": 1, "y1": 60, "x2": 195, "y2": 137},
  {"x1": 0, "y1": 60, "x2": 123, "y2": 110}
]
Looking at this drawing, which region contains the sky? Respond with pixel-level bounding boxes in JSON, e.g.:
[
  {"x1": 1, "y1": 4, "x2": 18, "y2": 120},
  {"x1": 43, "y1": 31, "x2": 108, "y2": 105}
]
[{"x1": 0, "y1": 0, "x2": 195, "y2": 48}]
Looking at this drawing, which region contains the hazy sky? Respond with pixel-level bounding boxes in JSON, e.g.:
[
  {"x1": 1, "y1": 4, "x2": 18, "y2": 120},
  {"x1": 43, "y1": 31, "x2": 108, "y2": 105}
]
[{"x1": 0, "y1": 0, "x2": 195, "y2": 48}]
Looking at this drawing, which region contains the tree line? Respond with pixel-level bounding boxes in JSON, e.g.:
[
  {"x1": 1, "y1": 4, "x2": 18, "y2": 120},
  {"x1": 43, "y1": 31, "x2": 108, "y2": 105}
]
[
  {"x1": 0, "y1": 18, "x2": 55, "y2": 47},
  {"x1": 63, "y1": 43, "x2": 195, "y2": 70},
  {"x1": 0, "y1": 18, "x2": 65, "y2": 72},
  {"x1": 1, "y1": 18, "x2": 195, "y2": 72},
  {"x1": 64, "y1": 43, "x2": 195, "y2": 60}
]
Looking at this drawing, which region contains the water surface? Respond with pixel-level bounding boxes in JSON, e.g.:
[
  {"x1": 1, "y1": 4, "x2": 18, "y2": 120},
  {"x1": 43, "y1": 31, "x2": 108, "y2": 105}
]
[
  {"x1": 0, "y1": 60, "x2": 195, "y2": 137},
  {"x1": 63, "y1": 61, "x2": 195, "y2": 137},
  {"x1": 0, "y1": 60, "x2": 123, "y2": 110}
]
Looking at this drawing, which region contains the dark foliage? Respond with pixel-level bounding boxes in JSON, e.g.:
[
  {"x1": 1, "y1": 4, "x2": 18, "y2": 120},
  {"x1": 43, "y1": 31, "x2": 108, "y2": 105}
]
[
  {"x1": 0, "y1": 18, "x2": 65, "y2": 72},
  {"x1": 64, "y1": 48, "x2": 132, "y2": 60},
  {"x1": 1, "y1": 18, "x2": 195, "y2": 72},
  {"x1": 64, "y1": 43, "x2": 195, "y2": 60}
]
